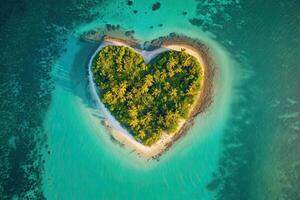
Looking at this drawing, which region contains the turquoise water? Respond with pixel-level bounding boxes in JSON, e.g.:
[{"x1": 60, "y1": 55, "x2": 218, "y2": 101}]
[{"x1": 1, "y1": 0, "x2": 300, "y2": 199}]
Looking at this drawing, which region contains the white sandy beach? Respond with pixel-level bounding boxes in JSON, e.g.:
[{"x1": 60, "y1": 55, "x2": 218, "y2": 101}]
[{"x1": 88, "y1": 38, "x2": 208, "y2": 159}]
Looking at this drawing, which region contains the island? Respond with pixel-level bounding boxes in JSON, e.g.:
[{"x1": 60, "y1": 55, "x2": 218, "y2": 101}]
[{"x1": 88, "y1": 34, "x2": 214, "y2": 160}]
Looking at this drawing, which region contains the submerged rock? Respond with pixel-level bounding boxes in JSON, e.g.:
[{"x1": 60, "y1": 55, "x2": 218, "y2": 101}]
[
  {"x1": 189, "y1": 18, "x2": 203, "y2": 27},
  {"x1": 152, "y1": 2, "x2": 161, "y2": 11},
  {"x1": 125, "y1": 30, "x2": 135, "y2": 37},
  {"x1": 206, "y1": 179, "x2": 220, "y2": 191},
  {"x1": 106, "y1": 24, "x2": 120, "y2": 31},
  {"x1": 127, "y1": 0, "x2": 133, "y2": 6}
]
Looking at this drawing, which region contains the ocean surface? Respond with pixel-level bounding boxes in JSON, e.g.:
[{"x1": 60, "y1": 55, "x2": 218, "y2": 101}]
[{"x1": 0, "y1": 0, "x2": 300, "y2": 199}]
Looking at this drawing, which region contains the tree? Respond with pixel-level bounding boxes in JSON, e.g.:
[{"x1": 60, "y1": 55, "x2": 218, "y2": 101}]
[
  {"x1": 118, "y1": 81, "x2": 128, "y2": 99},
  {"x1": 128, "y1": 106, "x2": 138, "y2": 118},
  {"x1": 145, "y1": 74, "x2": 154, "y2": 87},
  {"x1": 144, "y1": 112, "x2": 153, "y2": 124},
  {"x1": 141, "y1": 83, "x2": 149, "y2": 94},
  {"x1": 170, "y1": 88, "x2": 177, "y2": 98},
  {"x1": 103, "y1": 91, "x2": 115, "y2": 105},
  {"x1": 153, "y1": 88, "x2": 161, "y2": 97},
  {"x1": 130, "y1": 118, "x2": 139, "y2": 128},
  {"x1": 138, "y1": 130, "x2": 146, "y2": 140},
  {"x1": 167, "y1": 56, "x2": 177, "y2": 68},
  {"x1": 165, "y1": 111, "x2": 180, "y2": 132}
]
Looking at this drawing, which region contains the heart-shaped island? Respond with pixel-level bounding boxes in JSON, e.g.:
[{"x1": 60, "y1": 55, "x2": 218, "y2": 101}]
[{"x1": 89, "y1": 35, "x2": 213, "y2": 159}]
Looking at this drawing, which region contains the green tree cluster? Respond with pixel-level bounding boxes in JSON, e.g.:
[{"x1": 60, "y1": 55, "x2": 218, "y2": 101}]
[{"x1": 92, "y1": 45, "x2": 202, "y2": 146}]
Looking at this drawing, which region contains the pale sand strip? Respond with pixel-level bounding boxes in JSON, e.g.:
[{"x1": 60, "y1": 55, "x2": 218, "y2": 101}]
[{"x1": 89, "y1": 38, "x2": 209, "y2": 160}]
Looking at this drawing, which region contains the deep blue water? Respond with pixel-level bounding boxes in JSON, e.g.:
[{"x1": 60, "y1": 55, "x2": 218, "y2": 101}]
[{"x1": 0, "y1": 0, "x2": 299, "y2": 199}]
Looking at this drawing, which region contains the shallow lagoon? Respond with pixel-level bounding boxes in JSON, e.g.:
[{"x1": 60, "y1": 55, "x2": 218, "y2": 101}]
[
  {"x1": 42, "y1": 2, "x2": 239, "y2": 197},
  {"x1": 43, "y1": 28, "x2": 236, "y2": 199}
]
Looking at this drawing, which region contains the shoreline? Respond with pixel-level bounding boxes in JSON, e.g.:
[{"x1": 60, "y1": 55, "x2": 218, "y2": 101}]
[{"x1": 88, "y1": 34, "x2": 214, "y2": 160}]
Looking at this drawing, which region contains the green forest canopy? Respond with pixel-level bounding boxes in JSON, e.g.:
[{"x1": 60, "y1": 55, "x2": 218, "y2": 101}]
[{"x1": 92, "y1": 45, "x2": 202, "y2": 146}]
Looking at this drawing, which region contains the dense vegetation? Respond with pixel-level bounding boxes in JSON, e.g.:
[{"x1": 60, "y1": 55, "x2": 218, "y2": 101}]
[{"x1": 92, "y1": 45, "x2": 202, "y2": 146}]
